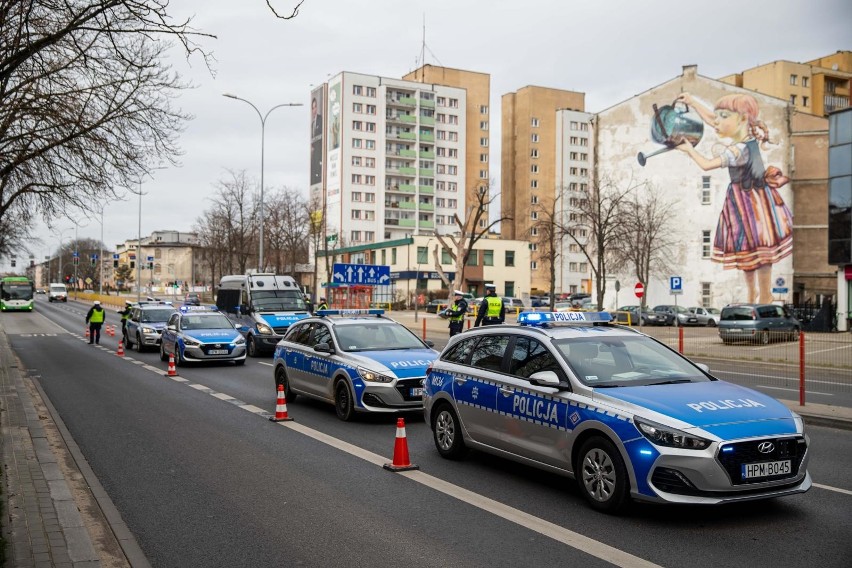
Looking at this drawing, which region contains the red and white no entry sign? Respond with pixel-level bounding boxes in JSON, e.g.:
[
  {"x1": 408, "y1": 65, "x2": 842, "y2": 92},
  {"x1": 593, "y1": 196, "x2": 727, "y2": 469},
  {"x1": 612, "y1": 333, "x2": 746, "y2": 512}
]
[{"x1": 634, "y1": 282, "x2": 645, "y2": 299}]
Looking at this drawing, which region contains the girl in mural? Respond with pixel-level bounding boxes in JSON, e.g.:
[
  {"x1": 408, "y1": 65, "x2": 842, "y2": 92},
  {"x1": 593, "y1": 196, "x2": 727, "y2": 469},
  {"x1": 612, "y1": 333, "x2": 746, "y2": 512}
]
[{"x1": 675, "y1": 92, "x2": 793, "y2": 304}]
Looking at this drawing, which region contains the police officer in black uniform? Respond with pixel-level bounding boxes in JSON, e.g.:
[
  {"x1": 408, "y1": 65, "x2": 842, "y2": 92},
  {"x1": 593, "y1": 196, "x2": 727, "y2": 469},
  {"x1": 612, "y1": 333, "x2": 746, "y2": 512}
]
[
  {"x1": 474, "y1": 284, "x2": 505, "y2": 327},
  {"x1": 117, "y1": 300, "x2": 133, "y2": 343},
  {"x1": 444, "y1": 290, "x2": 468, "y2": 337}
]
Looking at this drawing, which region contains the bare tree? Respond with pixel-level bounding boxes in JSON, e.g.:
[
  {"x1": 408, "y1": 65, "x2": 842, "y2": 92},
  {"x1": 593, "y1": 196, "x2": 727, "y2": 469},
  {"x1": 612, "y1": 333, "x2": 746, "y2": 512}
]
[
  {"x1": 0, "y1": 1, "x2": 217, "y2": 238},
  {"x1": 528, "y1": 195, "x2": 563, "y2": 310},
  {"x1": 614, "y1": 185, "x2": 680, "y2": 309},
  {"x1": 264, "y1": 187, "x2": 309, "y2": 274},
  {"x1": 433, "y1": 182, "x2": 510, "y2": 293},
  {"x1": 561, "y1": 176, "x2": 639, "y2": 310},
  {"x1": 266, "y1": 0, "x2": 306, "y2": 19}
]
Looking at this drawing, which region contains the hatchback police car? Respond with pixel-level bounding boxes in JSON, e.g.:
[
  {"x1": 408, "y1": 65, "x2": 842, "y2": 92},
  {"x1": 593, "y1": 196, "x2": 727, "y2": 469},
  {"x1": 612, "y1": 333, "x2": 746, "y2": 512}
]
[
  {"x1": 160, "y1": 306, "x2": 246, "y2": 366},
  {"x1": 125, "y1": 302, "x2": 176, "y2": 352},
  {"x1": 273, "y1": 309, "x2": 438, "y2": 421},
  {"x1": 424, "y1": 311, "x2": 810, "y2": 513}
]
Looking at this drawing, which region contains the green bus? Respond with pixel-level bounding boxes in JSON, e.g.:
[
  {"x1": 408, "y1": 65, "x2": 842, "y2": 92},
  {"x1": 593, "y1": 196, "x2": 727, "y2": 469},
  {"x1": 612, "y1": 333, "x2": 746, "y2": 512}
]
[{"x1": 0, "y1": 276, "x2": 35, "y2": 312}]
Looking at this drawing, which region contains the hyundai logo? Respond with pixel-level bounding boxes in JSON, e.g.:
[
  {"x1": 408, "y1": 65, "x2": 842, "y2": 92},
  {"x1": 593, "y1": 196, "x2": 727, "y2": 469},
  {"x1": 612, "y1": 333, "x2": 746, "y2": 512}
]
[{"x1": 757, "y1": 442, "x2": 775, "y2": 454}]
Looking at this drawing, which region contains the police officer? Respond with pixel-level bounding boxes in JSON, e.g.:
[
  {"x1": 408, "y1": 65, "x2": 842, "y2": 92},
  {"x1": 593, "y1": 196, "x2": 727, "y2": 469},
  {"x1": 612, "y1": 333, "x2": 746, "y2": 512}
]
[
  {"x1": 117, "y1": 300, "x2": 132, "y2": 342},
  {"x1": 304, "y1": 294, "x2": 314, "y2": 313},
  {"x1": 445, "y1": 290, "x2": 468, "y2": 336},
  {"x1": 85, "y1": 300, "x2": 106, "y2": 344},
  {"x1": 474, "y1": 284, "x2": 505, "y2": 327},
  {"x1": 316, "y1": 297, "x2": 329, "y2": 311}
]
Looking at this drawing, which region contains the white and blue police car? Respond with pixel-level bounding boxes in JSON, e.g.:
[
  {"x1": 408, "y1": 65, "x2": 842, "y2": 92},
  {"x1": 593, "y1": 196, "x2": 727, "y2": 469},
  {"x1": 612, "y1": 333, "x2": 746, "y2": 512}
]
[
  {"x1": 424, "y1": 311, "x2": 810, "y2": 513},
  {"x1": 273, "y1": 309, "x2": 438, "y2": 421},
  {"x1": 160, "y1": 305, "x2": 246, "y2": 366}
]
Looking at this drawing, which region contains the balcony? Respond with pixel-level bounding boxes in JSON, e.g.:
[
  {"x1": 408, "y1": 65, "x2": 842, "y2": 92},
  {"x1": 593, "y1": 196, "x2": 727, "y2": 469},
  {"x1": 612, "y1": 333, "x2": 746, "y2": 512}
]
[
  {"x1": 386, "y1": 183, "x2": 416, "y2": 193},
  {"x1": 419, "y1": 220, "x2": 435, "y2": 228},
  {"x1": 420, "y1": 133, "x2": 435, "y2": 142},
  {"x1": 420, "y1": 98, "x2": 435, "y2": 108},
  {"x1": 419, "y1": 168, "x2": 434, "y2": 178},
  {"x1": 419, "y1": 150, "x2": 435, "y2": 159},
  {"x1": 419, "y1": 202, "x2": 434, "y2": 211},
  {"x1": 387, "y1": 95, "x2": 417, "y2": 107},
  {"x1": 400, "y1": 149, "x2": 416, "y2": 158},
  {"x1": 418, "y1": 185, "x2": 434, "y2": 195},
  {"x1": 399, "y1": 218, "x2": 416, "y2": 227},
  {"x1": 824, "y1": 94, "x2": 849, "y2": 113},
  {"x1": 420, "y1": 116, "x2": 435, "y2": 126}
]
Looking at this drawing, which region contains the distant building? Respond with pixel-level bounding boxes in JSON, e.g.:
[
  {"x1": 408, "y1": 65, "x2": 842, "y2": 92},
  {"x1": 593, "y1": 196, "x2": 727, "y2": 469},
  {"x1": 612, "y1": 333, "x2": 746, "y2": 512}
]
[
  {"x1": 828, "y1": 107, "x2": 852, "y2": 331},
  {"x1": 719, "y1": 50, "x2": 851, "y2": 116},
  {"x1": 116, "y1": 230, "x2": 209, "y2": 293}
]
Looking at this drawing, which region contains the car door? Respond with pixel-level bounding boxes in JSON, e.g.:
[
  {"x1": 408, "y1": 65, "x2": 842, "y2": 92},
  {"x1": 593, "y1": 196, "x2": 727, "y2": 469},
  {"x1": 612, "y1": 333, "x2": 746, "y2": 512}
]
[
  {"x1": 281, "y1": 323, "x2": 312, "y2": 392},
  {"x1": 451, "y1": 334, "x2": 508, "y2": 448},
  {"x1": 494, "y1": 336, "x2": 572, "y2": 468},
  {"x1": 300, "y1": 322, "x2": 337, "y2": 398},
  {"x1": 162, "y1": 313, "x2": 180, "y2": 356}
]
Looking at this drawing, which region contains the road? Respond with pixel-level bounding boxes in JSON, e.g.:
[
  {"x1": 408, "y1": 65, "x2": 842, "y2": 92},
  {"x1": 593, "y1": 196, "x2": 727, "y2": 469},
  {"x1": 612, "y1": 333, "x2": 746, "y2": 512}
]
[{"x1": 2, "y1": 297, "x2": 851, "y2": 567}]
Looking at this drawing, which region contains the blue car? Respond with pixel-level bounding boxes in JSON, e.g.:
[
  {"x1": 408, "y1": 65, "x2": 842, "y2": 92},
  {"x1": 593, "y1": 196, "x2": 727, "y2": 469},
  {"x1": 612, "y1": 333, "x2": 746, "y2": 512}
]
[
  {"x1": 424, "y1": 311, "x2": 810, "y2": 513},
  {"x1": 160, "y1": 305, "x2": 246, "y2": 366},
  {"x1": 273, "y1": 309, "x2": 438, "y2": 421}
]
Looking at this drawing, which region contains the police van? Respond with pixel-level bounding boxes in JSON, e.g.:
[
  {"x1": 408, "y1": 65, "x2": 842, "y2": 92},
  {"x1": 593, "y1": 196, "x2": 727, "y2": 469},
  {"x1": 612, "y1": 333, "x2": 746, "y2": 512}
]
[{"x1": 216, "y1": 273, "x2": 311, "y2": 357}]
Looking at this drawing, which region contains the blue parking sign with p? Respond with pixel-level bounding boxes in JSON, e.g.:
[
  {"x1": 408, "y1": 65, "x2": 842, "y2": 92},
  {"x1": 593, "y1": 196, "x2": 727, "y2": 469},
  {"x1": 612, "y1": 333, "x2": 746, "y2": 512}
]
[{"x1": 670, "y1": 276, "x2": 682, "y2": 291}]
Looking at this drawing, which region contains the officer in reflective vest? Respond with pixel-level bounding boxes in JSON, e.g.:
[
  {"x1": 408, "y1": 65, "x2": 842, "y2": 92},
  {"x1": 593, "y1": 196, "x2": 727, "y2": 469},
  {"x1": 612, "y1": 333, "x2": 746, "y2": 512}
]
[
  {"x1": 445, "y1": 290, "x2": 468, "y2": 336},
  {"x1": 316, "y1": 297, "x2": 329, "y2": 311},
  {"x1": 85, "y1": 300, "x2": 106, "y2": 344},
  {"x1": 474, "y1": 284, "x2": 505, "y2": 327}
]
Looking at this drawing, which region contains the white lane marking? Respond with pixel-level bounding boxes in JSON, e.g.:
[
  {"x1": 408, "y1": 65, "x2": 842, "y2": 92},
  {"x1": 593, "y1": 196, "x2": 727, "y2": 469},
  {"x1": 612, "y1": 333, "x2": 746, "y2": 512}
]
[
  {"x1": 718, "y1": 370, "x2": 849, "y2": 388},
  {"x1": 169, "y1": 376, "x2": 189, "y2": 383},
  {"x1": 813, "y1": 483, "x2": 852, "y2": 496},
  {"x1": 277, "y1": 420, "x2": 660, "y2": 567},
  {"x1": 211, "y1": 392, "x2": 237, "y2": 402},
  {"x1": 806, "y1": 345, "x2": 852, "y2": 355},
  {"x1": 757, "y1": 386, "x2": 833, "y2": 396},
  {"x1": 239, "y1": 404, "x2": 267, "y2": 415},
  {"x1": 257, "y1": 362, "x2": 273, "y2": 367}
]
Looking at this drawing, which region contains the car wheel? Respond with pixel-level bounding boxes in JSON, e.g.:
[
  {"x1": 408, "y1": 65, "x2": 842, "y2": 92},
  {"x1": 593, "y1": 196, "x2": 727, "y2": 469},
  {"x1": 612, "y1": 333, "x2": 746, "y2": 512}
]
[
  {"x1": 577, "y1": 436, "x2": 629, "y2": 513},
  {"x1": 431, "y1": 403, "x2": 467, "y2": 459},
  {"x1": 759, "y1": 330, "x2": 770, "y2": 345},
  {"x1": 334, "y1": 380, "x2": 355, "y2": 421},
  {"x1": 159, "y1": 342, "x2": 168, "y2": 361},
  {"x1": 275, "y1": 366, "x2": 298, "y2": 403},
  {"x1": 247, "y1": 336, "x2": 259, "y2": 358},
  {"x1": 176, "y1": 346, "x2": 187, "y2": 367},
  {"x1": 708, "y1": 319, "x2": 717, "y2": 327},
  {"x1": 135, "y1": 332, "x2": 143, "y2": 353}
]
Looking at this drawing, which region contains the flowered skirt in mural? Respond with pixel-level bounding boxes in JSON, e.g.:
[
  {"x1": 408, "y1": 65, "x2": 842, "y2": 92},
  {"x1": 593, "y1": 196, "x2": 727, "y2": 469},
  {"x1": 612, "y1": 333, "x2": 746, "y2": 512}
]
[{"x1": 711, "y1": 182, "x2": 793, "y2": 271}]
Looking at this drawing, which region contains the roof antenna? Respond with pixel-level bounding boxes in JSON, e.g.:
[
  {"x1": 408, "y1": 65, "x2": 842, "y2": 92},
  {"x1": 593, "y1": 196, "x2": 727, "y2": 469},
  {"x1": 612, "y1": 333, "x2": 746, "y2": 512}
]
[{"x1": 419, "y1": 13, "x2": 426, "y2": 81}]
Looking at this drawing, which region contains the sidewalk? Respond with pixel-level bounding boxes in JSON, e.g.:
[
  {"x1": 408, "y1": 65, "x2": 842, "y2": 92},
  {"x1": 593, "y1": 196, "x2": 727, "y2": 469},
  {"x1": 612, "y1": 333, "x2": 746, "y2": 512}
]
[{"x1": 0, "y1": 326, "x2": 148, "y2": 567}]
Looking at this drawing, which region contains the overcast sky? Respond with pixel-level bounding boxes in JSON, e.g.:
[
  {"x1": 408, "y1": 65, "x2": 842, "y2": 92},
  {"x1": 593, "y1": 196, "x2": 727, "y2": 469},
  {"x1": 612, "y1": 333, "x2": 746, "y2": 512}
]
[{"x1": 18, "y1": 0, "x2": 852, "y2": 268}]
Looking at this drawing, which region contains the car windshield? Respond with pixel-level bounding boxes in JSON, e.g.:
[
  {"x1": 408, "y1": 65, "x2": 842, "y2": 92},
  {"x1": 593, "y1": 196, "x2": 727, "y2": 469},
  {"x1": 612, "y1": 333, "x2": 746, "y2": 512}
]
[
  {"x1": 251, "y1": 290, "x2": 307, "y2": 311},
  {"x1": 181, "y1": 314, "x2": 233, "y2": 330},
  {"x1": 334, "y1": 323, "x2": 426, "y2": 352},
  {"x1": 1, "y1": 284, "x2": 33, "y2": 300},
  {"x1": 552, "y1": 336, "x2": 711, "y2": 387},
  {"x1": 141, "y1": 309, "x2": 175, "y2": 323}
]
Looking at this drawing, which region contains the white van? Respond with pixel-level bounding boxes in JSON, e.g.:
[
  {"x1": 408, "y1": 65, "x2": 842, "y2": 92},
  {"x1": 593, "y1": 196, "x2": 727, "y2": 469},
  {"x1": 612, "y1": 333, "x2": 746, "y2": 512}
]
[{"x1": 48, "y1": 283, "x2": 68, "y2": 302}]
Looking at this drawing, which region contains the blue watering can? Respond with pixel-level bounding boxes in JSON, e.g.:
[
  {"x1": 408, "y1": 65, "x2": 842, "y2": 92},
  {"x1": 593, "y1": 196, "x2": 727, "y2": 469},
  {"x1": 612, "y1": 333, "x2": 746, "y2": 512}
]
[{"x1": 637, "y1": 99, "x2": 704, "y2": 166}]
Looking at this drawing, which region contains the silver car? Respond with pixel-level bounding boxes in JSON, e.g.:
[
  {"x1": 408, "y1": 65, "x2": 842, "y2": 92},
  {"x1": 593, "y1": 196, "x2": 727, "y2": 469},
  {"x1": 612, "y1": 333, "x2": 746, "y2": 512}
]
[
  {"x1": 273, "y1": 309, "x2": 438, "y2": 421},
  {"x1": 688, "y1": 306, "x2": 721, "y2": 327},
  {"x1": 125, "y1": 302, "x2": 176, "y2": 352},
  {"x1": 424, "y1": 311, "x2": 810, "y2": 513}
]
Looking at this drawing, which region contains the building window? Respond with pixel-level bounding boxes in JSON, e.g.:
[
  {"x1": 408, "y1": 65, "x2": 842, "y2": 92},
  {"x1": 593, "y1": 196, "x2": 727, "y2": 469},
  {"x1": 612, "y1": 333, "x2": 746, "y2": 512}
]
[
  {"x1": 353, "y1": 103, "x2": 362, "y2": 113},
  {"x1": 436, "y1": 96, "x2": 445, "y2": 106},
  {"x1": 352, "y1": 174, "x2": 362, "y2": 184},
  {"x1": 531, "y1": 118, "x2": 540, "y2": 127},
  {"x1": 449, "y1": 98, "x2": 459, "y2": 108},
  {"x1": 351, "y1": 210, "x2": 362, "y2": 220},
  {"x1": 790, "y1": 74, "x2": 797, "y2": 85},
  {"x1": 392, "y1": 248, "x2": 397, "y2": 264},
  {"x1": 790, "y1": 94, "x2": 797, "y2": 105},
  {"x1": 449, "y1": 148, "x2": 458, "y2": 158},
  {"x1": 417, "y1": 246, "x2": 428, "y2": 264},
  {"x1": 531, "y1": 227, "x2": 538, "y2": 236},
  {"x1": 530, "y1": 149, "x2": 539, "y2": 158},
  {"x1": 531, "y1": 179, "x2": 538, "y2": 189},
  {"x1": 531, "y1": 196, "x2": 538, "y2": 204},
  {"x1": 448, "y1": 165, "x2": 458, "y2": 175},
  {"x1": 366, "y1": 122, "x2": 376, "y2": 132},
  {"x1": 701, "y1": 282, "x2": 712, "y2": 308},
  {"x1": 366, "y1": 104, "x2": 376, "y2": 115},
  {"x1": 505, "y1": 251, "x2": 515, "y2": 267},
  {"x1": 351, "y1": 230, "x2": 361, "y2": 242},
  {"x1": 365, "y1": 157, "x2": 375, "y2": 167},
  {"x1": 570, "y1": 121, "x2": 578, "y2": 130},
  {"x1": 352, "y1": 156, "x2": 362, "y2": 166},
  {"x1": 480, "y1": 121, "x2": 488, "y2": 130},
  {"x1": 480, "y1": 137, "x2": 489, "y2": 147},
  {"x1": 353, "y1": 85, "x2": 363, "y2": 95},
  {"x1": 483, "y1": 250, "x2": 494, "y2": 266},
  {"x1": 449, "y1": 132, "x2": 458, "y2": 141},
  {"x1": 530, "y1": 243, "x2": 537, "y2": 251},
  {"x1": 803, "y1": 96, "x2": 809, "y2": 107},
  {"x1": 531, "y1": 261, "x2": 538, "y2": 271},
  {"x1": 352, "y1": 120, "x2": 363, "y2": 130},
  {"x1": 449, "y1": 115, "x2": 459, "y2": 125},
  {"x1": 352, "y1": 138, "x2": 362, "y2": 148},
  {"x1": 352, "y1": 192, "x2": 361, "y2": 201},
  {"x1": 448, "y1": 182, "x2": 457, "y2": 192},
  {"x1": 480, "y1": 105, "x2": 488, "y2": 114},
  {"x1": 365, "y1": 139, "x2": 375, "y2": 149},
  {"x1": 480, "y1": 153, "x2": 488, "y2": 163},
  {"x1": 702, "y1": 176, "x2": 711, "y2": 204},
  {"x1": 366, "y1": 87, "x2": 376, "y2": 97},
  {"x1": 531, "y1": 164, "x2": 539, "y2": 174},
  {"x1": 702, "y1": 230, "x2": 712, "y2": 258},
  {"x1": 569, "y1": 262, "x2": 578, "y2": 272},
  {"x1": 531, "y1": 134, "x2": 539, "y2": 143},
  {"x1": 531, "y1": 211, "x2": 538, "y2": 220},
  {"x1": 467, "y1": 250, "x2": 478, "y2": 266},
  {"x1": 365, "y1": 193, "x2": 375, "y2": 202},
  {"x1": 479, "y1": 170, "x2": 488, "y2": 179},
  {"x1": 802, "y1": 77, "x2": 809, "y2": 87},
  {"x1": 579, "y1": 262, "x2": 587, "y2": 272}
]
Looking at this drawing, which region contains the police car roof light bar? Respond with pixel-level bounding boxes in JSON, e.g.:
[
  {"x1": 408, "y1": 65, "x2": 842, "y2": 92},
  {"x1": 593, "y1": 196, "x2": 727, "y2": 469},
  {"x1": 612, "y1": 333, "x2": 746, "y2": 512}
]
[
  {"x1": 180, "y1": 304, "x2": 219, "y2": 313},
  {"x1": 316, "y1": 309, "x2": 385, "y2": 317},
  {"x1": 517, "y1": 311, "x2": 613, "y2": 327}
]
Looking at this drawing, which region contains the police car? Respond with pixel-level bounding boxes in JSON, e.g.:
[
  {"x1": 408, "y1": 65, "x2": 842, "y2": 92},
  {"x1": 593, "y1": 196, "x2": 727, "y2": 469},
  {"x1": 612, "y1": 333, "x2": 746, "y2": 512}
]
[
  {"x1": 160, "y1": 305, "x2": 246, "y2": 366},
  {"x1": 273, "y1": 309, "x2": 438, "y2": 421},
  {"x1": 125, "y1": 301, "x2": 176, "y2": 352},
  {"x1": 424, "y1": 311, "x2": 810, "y2": 513}
]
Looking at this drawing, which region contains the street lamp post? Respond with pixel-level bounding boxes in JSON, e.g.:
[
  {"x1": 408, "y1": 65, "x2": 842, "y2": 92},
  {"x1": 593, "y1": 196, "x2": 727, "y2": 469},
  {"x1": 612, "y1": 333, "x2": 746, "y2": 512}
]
[
  {"x1": 53, "y1": 228, "x2": 73, "y2": 284},
  {"x1": 223, "y1": 93, "x2": 302, "y2": 272},
  {"x1": 413, "y1": 238, "x2": 433, "y2": 324}
]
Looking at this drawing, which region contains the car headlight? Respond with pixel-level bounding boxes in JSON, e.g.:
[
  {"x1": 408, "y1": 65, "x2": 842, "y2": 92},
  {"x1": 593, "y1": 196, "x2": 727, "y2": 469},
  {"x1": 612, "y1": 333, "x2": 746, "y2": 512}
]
[
  {"x1": 234, "y1": 336, "x2": 246, "y2": 345},
  {"x1": 182, "y1": 336, "x2": 201, "y2": 347},
  {"x1": 357, "y1": 366, "x2": 395, "y2": 383},
  {"x1": 634, "y1": 418, "x2": 711, "y2": 450},
  {"x1": 256, "y1": 322, "x2": 274, "y2": 335},
  {"x1": 141, "y1": 327, "x2": 155, "y2": 334}
]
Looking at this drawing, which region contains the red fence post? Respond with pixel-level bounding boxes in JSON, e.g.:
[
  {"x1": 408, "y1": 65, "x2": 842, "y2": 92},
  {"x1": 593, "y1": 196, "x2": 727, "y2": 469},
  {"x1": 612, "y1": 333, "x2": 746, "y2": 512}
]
[
  {"x1": 422, "y1": 319, "x2": 427, "y2": 341},
  {"x1": 678, "y1": 326, "x2": 684, "y2": 354},
  {"x1": 799, "y1": 332, "x2": 806, "y2": 406}
]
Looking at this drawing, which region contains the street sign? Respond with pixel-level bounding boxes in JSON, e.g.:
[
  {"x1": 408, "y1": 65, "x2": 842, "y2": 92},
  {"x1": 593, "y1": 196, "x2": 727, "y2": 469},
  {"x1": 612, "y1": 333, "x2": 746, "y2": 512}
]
[
  {"x1": 775, "y1": 277, "x2": 786, "y2": 287},
  {"x1": 331, "y1": 263, "x2": 391, "y2": 286},
  {"x1": 772, "y1": 287, "x2": 789, "y2": 294},
  {"x1": 614, "y1": 280, "x2": 621, "y2": 292},
  {"x1": 669, "y1": 276, "x2": 683, "y2": 295},
  {"x1": 146, "y1": 256, "x2": 154, "y2": 262},
  {"x1": 634, "y1": 282, "x2": 644, "y2": 299},
  {"x1": 113, "y1": 254, "x2": 120, "y2": 260}
]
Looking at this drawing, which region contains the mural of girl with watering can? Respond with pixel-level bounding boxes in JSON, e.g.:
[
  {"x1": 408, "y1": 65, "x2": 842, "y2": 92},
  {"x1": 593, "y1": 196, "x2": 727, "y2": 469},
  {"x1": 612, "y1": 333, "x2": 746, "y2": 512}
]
[{"x1": 672, "y1": 92, "x2": 793, "y2": 304}]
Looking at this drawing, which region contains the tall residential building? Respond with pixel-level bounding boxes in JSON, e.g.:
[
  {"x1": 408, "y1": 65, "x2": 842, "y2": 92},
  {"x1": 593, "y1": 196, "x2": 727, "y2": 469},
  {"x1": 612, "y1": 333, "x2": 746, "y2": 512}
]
[
  {"x1": 501, "y1": 86, "x2": 585, "y2": 292},
  {"x1": 402, "y1": 65, "x2": 492, "y2": 222},
  {"x1": 719, "y1": 50, "x2": 851, "y2": 116},
  {"x1": 311, "y1": 72, "x2": 468, "y2": 248}
]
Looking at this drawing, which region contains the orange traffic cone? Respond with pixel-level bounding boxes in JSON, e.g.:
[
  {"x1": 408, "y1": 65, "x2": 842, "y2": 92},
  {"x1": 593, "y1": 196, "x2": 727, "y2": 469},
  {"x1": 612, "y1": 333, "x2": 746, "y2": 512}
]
[
  {"x1": 116, "y1": 341, "x2": 125, "y2": 357},
  {"x1": 383, "y1": 417, "x2": 419, "y2": 472},
  {"x1": 269, "y1": 385, "x2": 293, "y2": 422},
  {"x1": 108, "y1": 324, "x2": 115, "y2": 337},
  {"x1": 167, "y1": 354, "x2": 178, "y2": 376},
  {"x1": 85, "y1": 327, "x2": 90, "y2": 339}
]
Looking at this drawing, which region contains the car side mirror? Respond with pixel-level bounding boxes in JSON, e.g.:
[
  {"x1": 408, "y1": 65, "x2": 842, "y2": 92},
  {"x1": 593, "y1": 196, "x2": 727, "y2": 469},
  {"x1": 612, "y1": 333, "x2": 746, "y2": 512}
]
[
  {"x1": 425, "y1": 340, "x2": 435, "y2": 348},
  {"x1": 234, "y1": 323, "x2": 241, "y2": 330},
  {"x1": 314, "y1": 342, "x2": 333, "y2": 354},
  {"x1": 696, "y1": 363, "x2": 710, "y2": 374},
  {"x1": 528, "y1": 370, "x2": 562, "y2": 388}
]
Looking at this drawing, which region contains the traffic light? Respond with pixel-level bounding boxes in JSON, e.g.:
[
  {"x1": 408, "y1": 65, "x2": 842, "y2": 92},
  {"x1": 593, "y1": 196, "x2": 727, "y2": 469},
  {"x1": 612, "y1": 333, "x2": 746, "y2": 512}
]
[
  {"x1": 10, "y1": 259, "x2": 16, "y2": 267},
  {"x1": 130, "y1": 261, "x2": 135, "y2": 269},
  {"x1": 64, "y1": 275, "x2": 71, "y2": 283},
  {"x1": 147, "y1": 262, "x2": 153, "y2": 270},
  {"x1": 90, "y1": 257, "x2": 96, "y2": 267},
  {"x1": 113, "y1": 260, "x2": 119, "y2": 268}
]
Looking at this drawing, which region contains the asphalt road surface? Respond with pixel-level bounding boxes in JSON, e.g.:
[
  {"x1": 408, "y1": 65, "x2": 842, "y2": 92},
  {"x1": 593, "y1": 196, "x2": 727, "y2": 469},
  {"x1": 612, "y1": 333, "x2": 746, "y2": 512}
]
[{"x1": 3, "y1": 297, "x2": 851, "y2": 567}]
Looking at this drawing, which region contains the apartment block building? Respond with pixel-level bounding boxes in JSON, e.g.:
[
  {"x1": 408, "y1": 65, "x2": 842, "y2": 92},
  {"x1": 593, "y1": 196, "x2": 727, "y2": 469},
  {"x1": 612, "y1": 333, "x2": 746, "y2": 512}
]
[
  {"x1": 312, "y1": 71, "x2": 474, "y2": 247},
  {"x1": 719, "y1": 50, "x2": 851, "y2": 116},
  {"x1": 501, "y1": 86, "x2": 585, "y2": 293}
]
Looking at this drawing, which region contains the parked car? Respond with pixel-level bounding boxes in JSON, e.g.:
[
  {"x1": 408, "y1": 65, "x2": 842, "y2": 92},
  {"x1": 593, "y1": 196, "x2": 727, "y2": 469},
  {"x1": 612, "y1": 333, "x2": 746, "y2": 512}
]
[
  {"x1": 425, "y1": 299, "x2": 448, "y2": 314},
  {"x1": 718, "y1": 304, "x2": 801, "y2": 345},
  {"x1": 502, "y1": 297, "x2": 526, "y2": 311},
  {"x1": 125, "y1": 302, "x2": 178, "y2": 352},
  {"x1": 688, "y1": 306, "x2": 721, "y2": 327},
  {"x1": 653, "y1": 305, "x2": 700, "y2": 326},
  {"x1": 613, "y1": 307, "x2": 666, "y2": 326},
  {"x1": 554, "y1": 302, "x2": 574, "y2": 312},
  {"x1": 184, "y1": 292, "x2": 201, "y2": 306}
]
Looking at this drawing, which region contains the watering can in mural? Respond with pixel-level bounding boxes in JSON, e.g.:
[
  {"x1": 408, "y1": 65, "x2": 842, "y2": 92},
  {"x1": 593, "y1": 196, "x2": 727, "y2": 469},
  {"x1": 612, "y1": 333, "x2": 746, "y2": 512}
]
[{"x1": 637, "y1": 100, "x2": 704, "y2": 166}]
